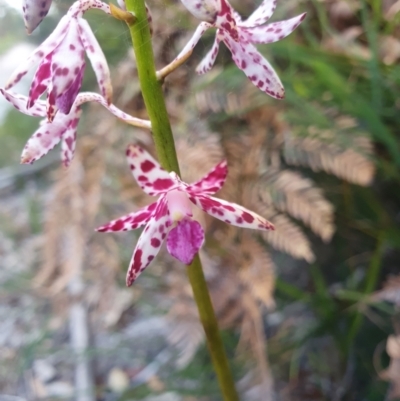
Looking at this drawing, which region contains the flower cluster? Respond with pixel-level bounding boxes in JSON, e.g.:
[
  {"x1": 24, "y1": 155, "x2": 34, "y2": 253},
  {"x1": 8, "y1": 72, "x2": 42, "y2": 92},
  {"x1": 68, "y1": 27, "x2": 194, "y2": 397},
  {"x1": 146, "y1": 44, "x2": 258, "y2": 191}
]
[
  {"x1": 176, "y1": 0, "x2": 306, "y2": 98},
  {"x1": 1, "y1": 0, "x2": 305, "y2": 284},
  {"x1": 97, "y1": 145, "x2": 274, "y2": 286}
]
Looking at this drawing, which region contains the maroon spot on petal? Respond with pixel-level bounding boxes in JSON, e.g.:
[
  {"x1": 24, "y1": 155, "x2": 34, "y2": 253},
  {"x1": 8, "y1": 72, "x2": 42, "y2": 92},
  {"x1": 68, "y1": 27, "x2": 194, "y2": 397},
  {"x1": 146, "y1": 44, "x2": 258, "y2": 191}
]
[
  {"x1": 152, "y1": 178, "x2": 174, "y2": 191},
  {"x1": 222, "y1": 204, "x2": 235, "y2": 212},
  {"x1": 151, "y1": 238, "x2": 161, "y2": 248},
  {"x1": 111, "y1": 220, "x2": 124, "y2": 231},
  {"x1": 133, "y1": 212, "x2": 150, "y2": 223},
  {"x1": 241, "y1": 211, "x2": 254, "y2": 223},
  {"x1": 138, "y1": 175, "x2": 148, "y2": 182},
  {"x1": 141, "y1": 160, "x2": 156, "y2": 172},
  {"x1": 132, "y1": 249, "x2": 143, "y2": 273}
]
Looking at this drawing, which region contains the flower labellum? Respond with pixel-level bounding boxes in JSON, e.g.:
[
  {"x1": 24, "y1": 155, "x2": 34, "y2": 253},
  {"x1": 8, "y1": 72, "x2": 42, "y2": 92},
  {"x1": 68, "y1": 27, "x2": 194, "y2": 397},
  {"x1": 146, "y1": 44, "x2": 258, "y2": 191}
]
[
  {"x1": 97, "y1": 144, "x2": 274, "y2": 286},
  {"x1": 6, "y1": 0, "x2": 113, "y2": 121},
  {"x1": 177, "y1": 0, "x2": 306, "y2": 99},
  {"x1": 22, "y1": 0, "x2": 53, "y2": 34},
  {"x1": 0, "y1": 89, "x2": 151, "y2": 166}
]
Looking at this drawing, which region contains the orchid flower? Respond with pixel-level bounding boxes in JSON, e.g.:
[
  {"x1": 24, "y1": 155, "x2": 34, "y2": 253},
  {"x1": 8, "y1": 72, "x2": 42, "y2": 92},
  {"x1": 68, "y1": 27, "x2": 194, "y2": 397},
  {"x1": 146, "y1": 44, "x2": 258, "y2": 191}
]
[
  {"x1": 22, "y1": 0, "x2": 53, "y2": 34},
  {"x1": 6, "y1": 0, "x2": 112, "y2": 122},
  {"x1": 177, "y1": 0, "x2": 306, "y2": 98},
  {"x1": 97, "y1": 144, "x2": 274, "y2": 286},
  {"x1": 0, "y1": 89, "x2": 151, "y2": 166}
]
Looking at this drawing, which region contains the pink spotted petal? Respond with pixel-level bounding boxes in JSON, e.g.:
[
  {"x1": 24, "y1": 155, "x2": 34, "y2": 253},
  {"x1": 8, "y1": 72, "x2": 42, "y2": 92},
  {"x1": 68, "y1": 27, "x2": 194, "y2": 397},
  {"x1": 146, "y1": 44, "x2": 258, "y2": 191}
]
[
  {"x1": 5, "y1": 15, "x2": 70, "y2": 90},
  {"x1": 126, "y1": 199, "x2": 170, "y2": 286},
  {"x1": 196, "y1": 33, "x2": 222, "y2": 74},
  {"x1": 189, "y1": 194, "x2": 275, "y2": 231},
  {"x1": 27, "y1": 54, "x2": 52, "y2": 109},
  {"x1": 20, "y1": 115, "x2": 70, "y2": 164},
  {"x1": 214, "y1": 0, "x2": 238, "y2": 41},
  {"x1": 67, "y1": 0, "x2": 111, "y2": 18},
  {"x1": 0, "y1": 89, "x2": 46, "y2": 117},
  {"x1": 187, "y1": 160, "x2": 228, "y2": 194},
  {"x1": 241, "y1": 13, "x2": 306, "y2": 44},
  {"x1": 175, "y1": 21, "x2": 213, "y2": 62},
  {"x1": 222, "y1": 31, "x2": 284, "y2": 99},
  {"x1": 166, "y1": 218, "x2": 204, "y2": 265},
  {"x1": 180, "y1": 0, "x2": 220, "y2": 22},
  {"x1": 47, "y1": 19, "x2": 85, "y2": 118},
  {"x1": 126, "y1": 144, "x2": 180, "y2": 196},
  {"x1": 60, "y1": 107, "x2": 81, "y2": 166},
  {"x1": 78, "y1": 19, "x2": 113, "y2": 104},
  {"x1": 75, "y1": 92, "x2": 151, "y2": 129},
  {"x1": 96, "y1": 201, "x2": 159, "y2": 233},
  {"x1": 240, "y1": 0, "x2": 277, "y2": 28},
  {"x1": 22, "y1": 0, "x2": 53, "y2": 34},
  {"x1": 55, "y1": 64, "x2": 85, "y2": 115}
]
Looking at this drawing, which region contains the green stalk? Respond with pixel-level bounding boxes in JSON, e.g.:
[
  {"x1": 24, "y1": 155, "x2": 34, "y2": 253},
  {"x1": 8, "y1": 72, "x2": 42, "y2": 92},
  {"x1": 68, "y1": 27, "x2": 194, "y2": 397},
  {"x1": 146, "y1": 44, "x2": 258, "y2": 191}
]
[{"x1": 123, "y1": 1, "x2": 239, "y2": 399}]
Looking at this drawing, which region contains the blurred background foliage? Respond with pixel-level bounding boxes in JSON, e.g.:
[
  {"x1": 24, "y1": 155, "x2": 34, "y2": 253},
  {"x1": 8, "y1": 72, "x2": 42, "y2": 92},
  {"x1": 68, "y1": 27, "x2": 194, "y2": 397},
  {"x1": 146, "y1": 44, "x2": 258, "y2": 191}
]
[{"x1": 0, "y1": 0, "x2": 399, "y2": 400}]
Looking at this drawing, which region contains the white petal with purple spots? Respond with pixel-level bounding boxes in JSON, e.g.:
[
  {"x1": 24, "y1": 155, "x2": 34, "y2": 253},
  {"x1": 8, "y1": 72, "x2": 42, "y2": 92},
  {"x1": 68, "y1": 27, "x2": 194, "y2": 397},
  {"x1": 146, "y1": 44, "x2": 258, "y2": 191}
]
[
  {"x1": 240, "y1": 0, "x2": 277, "y2": 28},
  {"x1": 187, "y1": 160, "x2": 227, "y2": 194},
  {"x1": 96, "y1": 202, "x2": 159, "y2": 233},
  {"x1": 222, "y1": 31, "x2": 284, "y2": 99},
  {"x1": 189, "y1": 194, "x2": 274, "y2": 231},
  {"x1": 240, "y1": 13, "x2": 306, "y2": 44},
  {"x1": 22, "y1": 0, "x2": 53, "y2": 34},
  {"x1": 78, "y1": 19, "x2": 113, "y2": 104},
  {"x1": 126, "y1": 199, "x2": 170, "y2": 286},
  {"x1": 126, "y1": 144, "x2": 180, "y2": 196}
]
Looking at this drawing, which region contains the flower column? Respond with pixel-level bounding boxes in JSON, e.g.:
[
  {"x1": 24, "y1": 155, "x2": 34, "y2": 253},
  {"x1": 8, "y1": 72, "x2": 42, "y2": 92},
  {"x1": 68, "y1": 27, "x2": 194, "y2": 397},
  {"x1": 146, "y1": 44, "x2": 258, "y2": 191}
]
[{"x1": 122, "y1": 1, "x2": 240, "y2": 399}]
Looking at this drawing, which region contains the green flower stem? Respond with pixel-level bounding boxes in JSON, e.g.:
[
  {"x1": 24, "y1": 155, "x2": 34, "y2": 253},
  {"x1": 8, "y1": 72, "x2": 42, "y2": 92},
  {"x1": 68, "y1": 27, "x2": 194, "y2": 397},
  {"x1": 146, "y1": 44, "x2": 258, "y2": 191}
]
[
  {"x1": 187, "y1": 255, "x2": 240, "y2": 401},
  {"x1": 123, "y1": 1, "x2": 239, "y2": 399}
]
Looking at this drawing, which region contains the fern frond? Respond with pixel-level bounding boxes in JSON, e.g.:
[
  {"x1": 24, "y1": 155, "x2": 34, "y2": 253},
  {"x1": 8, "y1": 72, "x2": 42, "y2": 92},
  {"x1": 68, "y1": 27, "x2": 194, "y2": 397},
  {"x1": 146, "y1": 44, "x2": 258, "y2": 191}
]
[
  {"x1": 238, "y1": 234, "x2": 276, "y2": 309},
  {"x1": 259, "y1": 169, "x2": 335, "y2": 242},
  {"x1": 262, "y1": 210, "x2": 315, "y2": 262},
  {"x1": 283, "y1": 120, "x2": 375, "y2": 186}
]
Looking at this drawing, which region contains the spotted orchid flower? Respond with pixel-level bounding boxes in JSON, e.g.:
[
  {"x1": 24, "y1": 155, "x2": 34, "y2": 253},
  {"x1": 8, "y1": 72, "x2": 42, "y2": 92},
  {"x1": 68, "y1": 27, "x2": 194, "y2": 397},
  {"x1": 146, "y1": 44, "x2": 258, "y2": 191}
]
[
  {"x1": 6, "y1": 0, "x2": 112, "y2": 122},
  {"x1": 22, "y1": 0, "x2": 53, "y2": 34},
  {"x1": 0, "y1": 89, "x2": 151, "y2": 166},
  {"x1": 177, "y1": 0, "x2": 306, "y2": 98},
  {"x1": 97, "y1": 144, "x2": 274, "y2": 286}
]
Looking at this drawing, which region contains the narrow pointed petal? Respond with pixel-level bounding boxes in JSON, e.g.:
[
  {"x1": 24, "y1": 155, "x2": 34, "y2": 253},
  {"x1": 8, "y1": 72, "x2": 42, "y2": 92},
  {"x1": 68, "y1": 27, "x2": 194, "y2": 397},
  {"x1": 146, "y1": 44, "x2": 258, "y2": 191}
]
[
  {"x1": 96, "y1": 202, "x2": 159, "y2": 233},
  {"x1": 0, "y1": 89, "x2": 46, "y2": 117},
  {"x1": 223, "y1": 31, "x2": 284, "y2": 99},
  {"x1": 241, "y1": 13, "x2": 306, "y2": 44},
  {"x1": 180, "y1": 0, "x2": 220, "y2": 22},
  {"x1": 166, "y1": 218, "x2": 204, "y2": 265},
  {"x1": 175, "y1": 22, "x2": 213, "y2": 61},
  {"x1": 60, "y1": 107, "x2": 81, "y2": 166},
  {"x1": 20, "y1": 116, "x2": 69, "y2": 164},
  {"x1": 55, "y1": 64, "x2": 85, "y2": 114},
  {"x1": 23, "y1": 0, "x2": 53, "y2": 34},
  {"x1": 126, "y1": 144, "x2": 179, "y2": 196},
  {"x1": 68, "y1": 0, "x2": 111, "y2": 18},
  {"x1": 196, "y1": 34, "x2": 221, "y2": 74},
  {"x1": 5, "y1": 15, "x2": 70, "y2": 89},
  {"x1": 214, "y1": 0, "x2": 239, "y2": 40},
  {"x1": 48, "y1": 19, "x2": 85, "y2": 117},
  {"x1": 189, "y1": 194, "x2": 275, "y2": 231},
  {"x1": 240, "y1": 0, "x2": 277, "y2": 28},
  {"x1": 75, "y1": 92, "x2": 151, "y2": 129},
  {"x1": 187, "y1": 160, "x2": 228, "y2": 194},
  {"x1": 126, "y1": 199, "x2": 170, "y2": 286},
  {"x1": 27, "y1": 54, "x2": 52, "y2": 109},
  {"x1": 78, "y1": 19, "x2": 113, "y2": 104}
]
